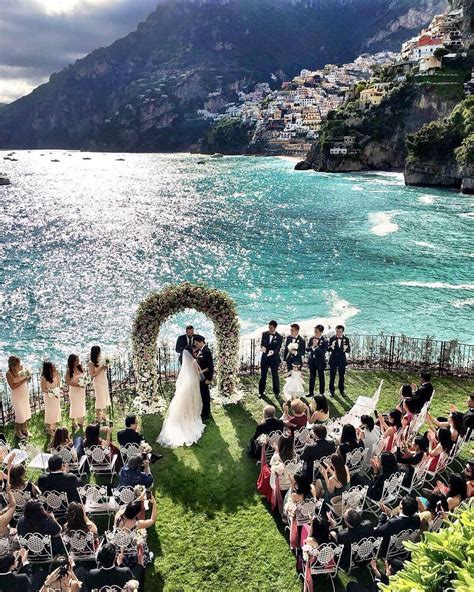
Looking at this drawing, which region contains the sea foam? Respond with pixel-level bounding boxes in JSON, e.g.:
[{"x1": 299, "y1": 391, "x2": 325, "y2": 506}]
[
  {"x1": 369, "y1": 212, "x2": 399, "y2": 236},
  {"x1": 400, "y1": 281, "x2": 474, "y2": 290}
]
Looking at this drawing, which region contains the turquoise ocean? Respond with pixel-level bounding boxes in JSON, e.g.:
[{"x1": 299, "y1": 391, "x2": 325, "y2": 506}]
[{"x1": 1, "y1": 151, "x2": 473, "y2": 368}]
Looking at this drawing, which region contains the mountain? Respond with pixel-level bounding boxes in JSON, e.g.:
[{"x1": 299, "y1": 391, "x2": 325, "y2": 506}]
[{"x1": 0, "y1": 0, "x2": 447, "y2": 151}]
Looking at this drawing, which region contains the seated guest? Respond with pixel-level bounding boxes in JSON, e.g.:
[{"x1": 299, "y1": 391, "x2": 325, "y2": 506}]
[
  {"x1": 378, "y1": 409, "x2": 403, "y2": 452},
  {"x1": 418, "y1": 495, "x2": 449, "y2": 532},
  {"x1": 427, "y1": 410, "x2": 466, "y2": 442},
  {"x1": 365, "y1": 451, "x2": 399, "y2": 502},
  {"x1": 302, "y1": 515, "x2": 331, "y2": 553},
  {"x1": 465, "y1": 460, "x2": 474, "y2": 497},
  {"x1": 374, "y1": 496, "x2": 420, "y2": 555},
  {"x1": 286, "y1": 472, "x2": 313, "y2": 506},
  {"x1": 410, "y1": 372, "x2": 434, "y2": 413},
  {"x1": 63, "y1": 501, "x2": 98, "y2": 536},
  {"x1": 330, "y1": 508, "x2": 374, "y2": 568},
  {"x1": 400, "y1": 397, "x2": 418, "y2": 429},
  {"x1": 313, "y1": 453, "x2": 350, "y2": 509},
  {"x1": 39, "y1": 555, "x2": 82, "y2": 592},
  {"x1": 6, "y1": 464, "x2": 40, "y2": 499},
  {"x1": 345, "y1": 558, "x2": 404, "y2": 592},
  {"x1": 337, "y1": 424, "x2": 363, "y2": 461},
  {"x1": 269, "y1": 435, "x2": 294, "y2": 498},
  {"x1": 308, "y1": 395, "x2": 329, "y2": 425},
  {"x1": 283, "y1": 399, "x2": 308, "y2": 434},
  {"x1": 117, "y1": 415, "x2": 145, "y2": 445},
  {"x1": 0, "y1": 550, "x2": 32, "y2": 591},
  {"x1": 300, "y1": 425, "x2": 336, "y2": 481},
  {"x1": 449, "y1": 394, "x2": 474, "y2": 432},
  {"x1": 17, "y1": 500, "x2": 63, "y2": 556},
  {"x1": 37, "y1": 454, "x2": 80, "y2": 503},
  {"x1": 357, "y1": 415, "x2": 381, "y2": 460},
  {"x1": 87, "y1": 543, "x2": 135, "y2": 590},
  {"x1": 0, "y1": 482, "x2": 16, "y2": 537},
  {"x1": 50, "y1": 427, "x2": 79, "y2": 459},
  {"x1": 119, "y1": 455, "x2": 154, "y2": 489},
  {"x1": 396, "y1": 435, "x2": 429, "y2": 487},
  {"x1": 424, "y1": 473, "x2": 468, "y2": 512},
  {"x1": 247, "y1": 406, "x2": 284, "y2": 458},
  {"x1": 426, "y1": 427, "x2": 454, "y2": 471},
  {"x1": 114, "y1": 495, "x2": 157, "y2": 568}
]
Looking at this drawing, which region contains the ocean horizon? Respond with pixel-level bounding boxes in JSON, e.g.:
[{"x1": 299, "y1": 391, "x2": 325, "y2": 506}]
[{"x1": 1, "y1": 150, "x2": 473, "y2": 369}]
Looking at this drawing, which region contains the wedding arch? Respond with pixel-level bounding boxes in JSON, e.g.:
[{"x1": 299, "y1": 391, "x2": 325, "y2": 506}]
[{"x1": 132, "y1": 282, "x2": 240, "y2": 413}]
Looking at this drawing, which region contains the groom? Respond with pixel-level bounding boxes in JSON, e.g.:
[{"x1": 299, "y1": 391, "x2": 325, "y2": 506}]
[{"x1": 194, "y1": 336, "x2": 214, "y2": 421}]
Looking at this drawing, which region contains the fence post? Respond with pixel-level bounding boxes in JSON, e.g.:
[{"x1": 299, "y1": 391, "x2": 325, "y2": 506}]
[
  {"x1": 388, "y1": 335, "x2": 395, "y2": 372},
  {"x1": 439, "y1": 341, "x2": 446, "y2": 376}
]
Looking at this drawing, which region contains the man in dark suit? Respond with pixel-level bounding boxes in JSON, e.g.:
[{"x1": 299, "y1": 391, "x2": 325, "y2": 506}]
[
  {"x1": 331, "y1": 509, "x2": 374, "y2": 568},
  {"x1": 194, "y1": 336, "x2": 214, "y2": 420},
  {"x1": 37, "y1": 454, "x2": 80, "y2": 503},
  {"x1": 306, "y1": 324, "x2": 328, "y2": 396},
  {"x1": 87, "y1": 543, "x2": 138, "y2": 590},
  {"x1": 300, "y1": 424, "x2": 336, "y2": 480},
  {"x1": 328, "y1": 324, "x2": 350, "y2": 397},
  {"x1": 247, "y1": 405, "x2": 284, "y2": 458},
  {"x1": 258, "y1": 320, "x2": 283, "y2": 398},
  {"x1": 374, "y1": 496, "x2": 420, "y2": 555},
  {"x1": 0, "y1": 550, "x2": 32, "y2": 592},
  {"x1": 175, "y1": 325, "x2": 196, "y2": 364},
  {"x1": 283, "y1": 323, "x2": 306, "y2": 371},
  {"x1": 410, "y1": 372, "x2": 434, "y2": 413},
  {"x1": 117, "y1": 414, "x2": 144, "y2": 446}
]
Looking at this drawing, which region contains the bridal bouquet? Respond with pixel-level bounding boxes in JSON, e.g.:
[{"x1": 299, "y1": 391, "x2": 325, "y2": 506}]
[
  {"x1": 257, "y1": 434, "x2": 269, "y2": 446},
  {"x1": 101, "y1": 355, "x2": 113, "y2": 367},
  {"x1": 19, "y1": 368, "x2": 32, "y2": 380},
  {"x1": 47, "y1": 386, "x2": 61, "y2": 399},
  {"x1": 78, "y1": 375, "x2": 91, "y2": 388}
]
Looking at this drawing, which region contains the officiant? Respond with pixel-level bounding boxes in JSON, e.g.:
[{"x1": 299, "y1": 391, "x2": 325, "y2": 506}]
[
  {"x1": 175, "y1": 325, "x2": 196, "y2": 364},
  {"x1": 194, "y1": 336, "x2": 214, "y2": 421}
]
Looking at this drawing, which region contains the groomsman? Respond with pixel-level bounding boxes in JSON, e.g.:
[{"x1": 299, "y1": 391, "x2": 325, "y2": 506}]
[
  {"x1": 283, "y1": 323, "x2": 306, "y2": 371},
  {"x1": 306, "y1": 324, "x2": 328, "y2": 396},
  {"x1": 194, "y1": 336, "x2": 214, "y2": 420},
  {"x1": 328, "y1": 324, "x2": 350, "y2": 397},
  {"x1": 258, "y1": 320, "x2": 283, "y2": 398},
  {"x1": 175, "y1": 325, "x2": 196, "y2": 364}
]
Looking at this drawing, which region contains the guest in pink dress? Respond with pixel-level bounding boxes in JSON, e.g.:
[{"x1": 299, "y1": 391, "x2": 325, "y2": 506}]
[
  {"x1": 88, "y1": 346, "x2": 111, "y2": 424},
  {"x1": 66, "y1": 354, "x2": 86, "y2": 431},
  {"x1": 41, "y1": 361, "x2": 62, "y2": 437},
  {"x1": 6, "y1": 355, "x2": 32, "y2": 439}
]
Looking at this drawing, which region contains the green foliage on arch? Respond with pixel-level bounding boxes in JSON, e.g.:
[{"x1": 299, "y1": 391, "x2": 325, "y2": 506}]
[{"x1": 132, "y1": 283, "x2": 240, "y2": 413}]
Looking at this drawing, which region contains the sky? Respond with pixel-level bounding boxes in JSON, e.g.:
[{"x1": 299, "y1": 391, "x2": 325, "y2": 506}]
[{"x1": 0, "y1": 0, "x2": 158, "y2": 104}]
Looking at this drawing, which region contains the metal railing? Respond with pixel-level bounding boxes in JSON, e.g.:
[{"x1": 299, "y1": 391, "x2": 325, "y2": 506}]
[{"x1": 1, "y1": 333, "x2": 472, "y2": 426}]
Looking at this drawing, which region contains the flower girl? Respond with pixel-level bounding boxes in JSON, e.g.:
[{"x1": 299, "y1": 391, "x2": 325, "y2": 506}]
[{"x1": 283, "y1": 363, "x2": 305, "y2": 401}]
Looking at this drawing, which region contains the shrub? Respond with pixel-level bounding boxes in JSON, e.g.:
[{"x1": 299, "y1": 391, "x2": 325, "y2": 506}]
[{"x1": 380, "y1": 502, "x2": 474, "y2": 592}]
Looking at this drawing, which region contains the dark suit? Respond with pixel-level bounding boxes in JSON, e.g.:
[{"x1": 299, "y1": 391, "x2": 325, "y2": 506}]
[
  {"x1": 196, "y1": 345, "x2": 214, "y2": 420},
  {"x1": 87, "y1": 566, "x2": 135, "y2": 590},
  {"x1": 259, "y1": 331, "x2": 282, "y2": 397},
  {"x1": 328, "y1": 334, "x2": 350, "y2": 396},
  {"x1": 283, "y1": 334, "x2": 306, "y2": 371},
  {"x1": 117, "y1": 427, "x2": 144, "y2": 446},
  {"x1": 300, "y1": 437, "x2": 336, "y2": 481},
  {"x1": 175, "y1": 334, "x2": 196, "y2": 364},
  {"x1": 306, "y1": 335, "x2": 328, "y2": 395},
  {"x1": 37, "y1": 471, "x2": 80, "y2": 503},
  {"x1": 374, "y1": 513, "x2": 420, "y2": 555},
  {"x1": 0, "y1": 568, "x2": 32, "y2": 592},
  {"x1": 411, "y1": 382, "x2": 434, "y2": 413},
  {"x1": 336, "y1": 519, "x2": 374, "y2": 568},
  {"x1": 248, "y1": 417, "x2": 284, "y2": 458}
]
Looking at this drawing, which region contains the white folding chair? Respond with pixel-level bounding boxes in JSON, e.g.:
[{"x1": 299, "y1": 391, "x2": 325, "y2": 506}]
[
  {"x1": 0, "y1": 535, "x2": 12, "y2": 556},
  {"x1": 427, "y1": 513, "x2": 445, "y2": 533},
  {"x1": 119, "y1": 443, "x2": 143, "y2": 465},
  {"x1": 425, "y1": 452, "x2": 450, "y2": 485},
  {"x1": 346, "y1": 448, "x2": 368, "y2": 476},
  {"x1": 366, "y1": 472, "x2": 404, "y2": 514},
  {"x1": 293, "y1": 428, "x2": 313, "y2": 459},
  {"x1": 105, "y1": 528, "x2": 139, "y2": 559},
  {"x1": 91, "y1": 587, "x2": 125, "y2": 592},
  {"x1": 85, "y1": 446, "x2": 118, "y2": 482},
  {"x1": 112, "y1": 486, "x2": 137, "y2": 508},
  {"x1": 78, "y1": 484, "x2": 116, "y2": 529},
  {"x1": 0, "y1": 488, "x2": 31, "y2": 521},
  {"x1": 62, "y1": 529, "x2": 98, "y2": 562},
  {"x1": 39, "y1": 490, "x2": 69, "y2": 521},
  {"x1": 312, "y1": 455, "x2": 332, "y2": 482},
  {"x1": 303, "y1": 543, "x2": 344, "y2": 592},
  {"x1": 51, "y1": 446, "x2": 87, "y2": 475},
  {"x1": 264, "y1": 431, "x2": 283, "y2": 465},
  {"x1": 400, "y1": 459, "x2": 429, "y2": 496},
  {"x1": 348, "y1": 536, "x2": 383, "y2": 573},
  {"x1": 386, "y1": 528, "x2": 419, "y2": 560},
  {"x1": 17, "y1": 532, "x2": 54, "y2": 563},
  {"x1": 330, "y1": 485, "x2": 368, "y2": 523},
  {"x1": 296, "y1": 498, "x2": 324, "y2": 526}
]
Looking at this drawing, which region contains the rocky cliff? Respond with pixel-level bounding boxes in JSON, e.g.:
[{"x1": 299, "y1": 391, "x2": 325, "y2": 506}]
[{"x1": 0, "y1": 0, "x2": 446, "y2": 151}]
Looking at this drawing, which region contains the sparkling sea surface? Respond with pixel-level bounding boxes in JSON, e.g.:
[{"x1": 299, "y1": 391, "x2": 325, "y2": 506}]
[{"x1": 0, "y1": 150, "x2": 473, "y2": 368}]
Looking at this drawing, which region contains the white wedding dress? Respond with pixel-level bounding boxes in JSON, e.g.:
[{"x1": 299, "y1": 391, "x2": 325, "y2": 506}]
[{"x1": 157, "y1": 350, "x2": 205, "y2": 448}]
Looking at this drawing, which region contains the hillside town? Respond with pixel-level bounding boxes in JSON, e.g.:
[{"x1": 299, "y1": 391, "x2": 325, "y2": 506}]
[{"x1": 201, "y1": 1, "x2": 472, "y2": 156}]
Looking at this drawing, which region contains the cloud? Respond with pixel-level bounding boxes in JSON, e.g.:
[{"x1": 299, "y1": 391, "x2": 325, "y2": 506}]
[{"x1": 0, "y1": 0, "x2": 158, "y2": 103}]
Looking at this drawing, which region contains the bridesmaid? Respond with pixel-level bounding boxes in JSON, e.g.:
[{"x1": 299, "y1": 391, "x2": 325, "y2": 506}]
[
  {"x1": 5, "y1": 356, "x2": 32, "y2": 439},
  {"x1": 41, "y1": 361, "x2": 61, "y2": 437},
  {"x1": 88, "y1": 346, "x2": 110, "y2": 424},
  {"x1": 65, "y1": 354, "x2": 86, "y2": 431}
]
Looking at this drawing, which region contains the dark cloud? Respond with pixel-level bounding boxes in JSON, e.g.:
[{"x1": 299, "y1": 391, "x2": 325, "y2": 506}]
[{"x1": 0, "y1": 0, "x2": 158, "y2": 103}]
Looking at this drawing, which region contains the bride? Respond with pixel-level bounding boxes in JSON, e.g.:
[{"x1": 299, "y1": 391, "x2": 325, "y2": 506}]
[{"x1": 157, "y1": 348, "x2": 205, "y2": 448}]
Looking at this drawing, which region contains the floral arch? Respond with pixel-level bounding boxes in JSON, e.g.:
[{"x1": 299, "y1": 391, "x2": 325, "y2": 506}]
[{"x1": 132, "y1": 282, "x2": 240, "y2": 413}]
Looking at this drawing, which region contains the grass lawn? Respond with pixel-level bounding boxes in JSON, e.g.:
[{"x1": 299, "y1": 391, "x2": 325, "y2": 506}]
[{"x1": 2, "y1": 369, "x2": 473, "y2": 591}]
